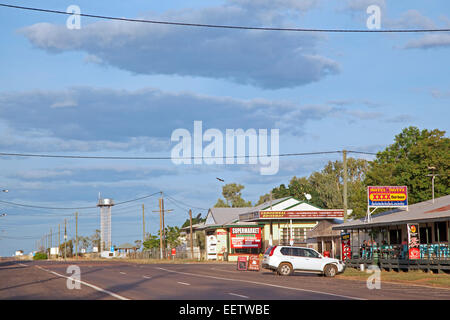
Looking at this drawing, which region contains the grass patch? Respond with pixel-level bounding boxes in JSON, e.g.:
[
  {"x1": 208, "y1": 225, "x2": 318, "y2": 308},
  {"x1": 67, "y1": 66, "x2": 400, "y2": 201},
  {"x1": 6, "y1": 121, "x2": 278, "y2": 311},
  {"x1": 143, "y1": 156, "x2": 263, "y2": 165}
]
[{"x1": 337, "y1": 267, "x2": 450, "y2": 288}]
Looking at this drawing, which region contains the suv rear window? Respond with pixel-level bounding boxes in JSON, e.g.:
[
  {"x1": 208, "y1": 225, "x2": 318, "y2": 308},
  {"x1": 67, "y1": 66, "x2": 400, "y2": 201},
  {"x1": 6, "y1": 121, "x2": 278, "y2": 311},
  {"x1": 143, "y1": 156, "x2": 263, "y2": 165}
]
[
  {"x1": 280, "y1": 247, "x2": 292, "y2": 256},
  {"x1": 264, "y1": 246, "x2": 274, "y2": 255}
]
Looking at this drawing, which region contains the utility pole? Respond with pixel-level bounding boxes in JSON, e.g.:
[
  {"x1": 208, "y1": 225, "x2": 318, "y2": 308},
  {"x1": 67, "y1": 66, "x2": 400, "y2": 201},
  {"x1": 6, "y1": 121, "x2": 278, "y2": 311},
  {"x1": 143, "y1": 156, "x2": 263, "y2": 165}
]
[
  {"x1": 343, "y1": 150, "x2": 348, "y2": 222},
  {"x1": 189, "y1": 209, "x2": 193, "y2": 259},
  {"x1": 50, "y1": 228, "x2": 52, "y2": 258},
  {"x1": 159, "y1": 198, "x2": 163, "y2": 259},
  {"x1": 64, "y1": 219, "x2": 67, "y2": 260},
  {"x1": 58, "y1": 224, "x2": 60, "y2": 258},
  {"x1": 142, "y1": 204, "x2": 145, "y2": 243},
  {"x1": 75, "y1": 212, "x2": 78, "y2": 259},
  {"x1": 154, "y1": 195, "x2": 173, "y2": 259},
  {"x1": 162, "y1": 197, "x2": 166, "y2": 257}
]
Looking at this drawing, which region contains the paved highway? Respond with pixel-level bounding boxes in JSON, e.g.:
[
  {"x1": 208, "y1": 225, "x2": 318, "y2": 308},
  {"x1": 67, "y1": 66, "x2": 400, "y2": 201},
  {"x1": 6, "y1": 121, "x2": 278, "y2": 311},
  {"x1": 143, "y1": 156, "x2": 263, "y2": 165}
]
[{"x1": 1, "y1": 259, "x2": 449, "y2": 300}]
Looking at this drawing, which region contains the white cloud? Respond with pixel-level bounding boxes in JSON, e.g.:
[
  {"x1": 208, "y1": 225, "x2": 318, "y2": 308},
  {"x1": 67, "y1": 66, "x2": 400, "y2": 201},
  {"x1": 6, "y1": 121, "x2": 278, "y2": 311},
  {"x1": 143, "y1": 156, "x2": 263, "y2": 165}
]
[
  {"x1": 18, "y1": 2, "x2": 339, "y2": 89},
  {"x1": 403, "y1": 33, "x2": 450, "y2": 49}
]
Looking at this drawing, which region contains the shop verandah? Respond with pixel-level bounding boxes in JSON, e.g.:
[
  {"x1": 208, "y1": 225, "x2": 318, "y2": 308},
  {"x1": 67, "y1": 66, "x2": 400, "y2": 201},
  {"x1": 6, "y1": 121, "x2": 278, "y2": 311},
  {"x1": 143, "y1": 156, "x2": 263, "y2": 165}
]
[{"x1": 333, "y1": 195, "x2": 450, "y2": 273}]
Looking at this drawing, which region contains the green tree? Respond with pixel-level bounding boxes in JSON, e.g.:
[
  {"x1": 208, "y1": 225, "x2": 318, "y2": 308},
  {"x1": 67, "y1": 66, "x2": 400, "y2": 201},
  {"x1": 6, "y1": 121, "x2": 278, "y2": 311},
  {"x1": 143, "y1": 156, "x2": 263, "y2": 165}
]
[
  {"x1": 181, "y1": 213, "x2": 205, "y2": 228},
  {"x1": 165, "y1": 226, "x2": 181, "y2": 249},
  {"x1": 214, "y1": 183, "x2": 252, "y2": 207},
  {"x1": 259, "y1": 158, "x2": 369, "y2": 218},
  {"x1": 59, "y1": 240, "x2": 73, "y2": 257},
  {"x1": 143, "y1": 233, "x2": 160, "y2": 249},
  {"x1": 365, "y1": 127, "x2": 449, "y2": 205}
]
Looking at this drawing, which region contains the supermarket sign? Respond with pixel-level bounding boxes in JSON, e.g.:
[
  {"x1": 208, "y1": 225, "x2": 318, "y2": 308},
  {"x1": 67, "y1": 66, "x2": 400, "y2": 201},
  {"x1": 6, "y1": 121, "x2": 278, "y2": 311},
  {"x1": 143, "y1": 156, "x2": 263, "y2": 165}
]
[
  {"x1": 230, "y1": 227, "x2": 261, "y2": 249},
  {"x1": 368, "y1": 186, "x2": 408, "y2": 208},
  {"x1": 259, "y1": 210, "x2": 344, "y2": 219}
]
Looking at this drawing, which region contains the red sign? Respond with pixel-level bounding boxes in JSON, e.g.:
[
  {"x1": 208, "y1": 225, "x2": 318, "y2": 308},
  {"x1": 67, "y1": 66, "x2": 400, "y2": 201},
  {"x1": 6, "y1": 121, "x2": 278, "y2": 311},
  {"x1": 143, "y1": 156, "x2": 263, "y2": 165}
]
[
  {"x1": 237, "y1": 256, "x2": 248, "y2": 271},
  {"x1": 408, "y1": 224, "x2": 420, "y2": 260},
  {"x1": 341, "y1": 233, "x2": 351, "y2": 261},
  {"x1": 230, "y1": 227, "x2": 261, "y2": 249},
  {"x1": 248, "y1": 256, "x2": 260, "y2": 271},
  {"x1": 260, "y1": 210, "x2": 344, "y2": 219},
  {"x1": 171, "y1": 248, "x2": 176, "y2": 256},
  {"x1": 368, "y1": 186, "x2": 408, "y2": 207}
]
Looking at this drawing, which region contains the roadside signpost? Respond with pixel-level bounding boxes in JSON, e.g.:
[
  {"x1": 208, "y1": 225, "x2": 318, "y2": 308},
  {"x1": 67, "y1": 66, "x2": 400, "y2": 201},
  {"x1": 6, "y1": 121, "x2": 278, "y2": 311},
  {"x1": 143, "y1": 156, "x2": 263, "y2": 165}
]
[
  {"x1": 237, "y1": 256, "x2": 248, "y2": 271},
  {"x1": 248, "y1": 255, "x2": 260, "y2": 271},
  {"x1": 341, "y1": 232, "x2": 352, "y2": 261}
]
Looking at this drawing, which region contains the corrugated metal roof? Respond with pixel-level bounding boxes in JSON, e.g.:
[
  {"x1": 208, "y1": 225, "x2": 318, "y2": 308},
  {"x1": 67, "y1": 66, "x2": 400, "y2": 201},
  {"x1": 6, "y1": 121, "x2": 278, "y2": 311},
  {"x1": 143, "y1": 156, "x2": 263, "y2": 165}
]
[
  {"x1": 333, "y1": 195, "x2": 450, "y2": 229},
  {"x1": 208, "y1": 207, "x2": 253, "y2": 225}
]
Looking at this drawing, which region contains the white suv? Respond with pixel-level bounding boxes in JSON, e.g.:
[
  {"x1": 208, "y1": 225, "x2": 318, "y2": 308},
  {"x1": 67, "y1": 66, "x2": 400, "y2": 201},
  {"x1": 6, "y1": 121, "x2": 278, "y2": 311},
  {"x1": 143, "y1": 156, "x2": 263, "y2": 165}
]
[{"x1": 262, "y1": 246, "x2": 345, "y2": 277}]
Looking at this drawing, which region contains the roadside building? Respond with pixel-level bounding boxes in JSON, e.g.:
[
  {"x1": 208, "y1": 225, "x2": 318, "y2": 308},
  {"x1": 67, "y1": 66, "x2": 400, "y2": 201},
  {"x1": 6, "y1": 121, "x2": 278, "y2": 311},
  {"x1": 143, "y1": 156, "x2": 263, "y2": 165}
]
[
  {"x1": 200, "y1": 197, "x2": 345, "y2": 261},
  {"x1": 332, "y1": 195, "x2": 450, "y2": 272},
  {"x1": 306, "y1": 219, "x2": 343, "y2": 258}
]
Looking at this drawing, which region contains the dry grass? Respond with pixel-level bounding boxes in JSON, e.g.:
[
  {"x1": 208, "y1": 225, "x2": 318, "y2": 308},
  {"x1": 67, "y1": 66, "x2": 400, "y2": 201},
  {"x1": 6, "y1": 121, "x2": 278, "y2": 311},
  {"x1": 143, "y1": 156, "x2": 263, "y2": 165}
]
[{"x1": 337, "y1": 267, "x2": 450, "y2": 288}]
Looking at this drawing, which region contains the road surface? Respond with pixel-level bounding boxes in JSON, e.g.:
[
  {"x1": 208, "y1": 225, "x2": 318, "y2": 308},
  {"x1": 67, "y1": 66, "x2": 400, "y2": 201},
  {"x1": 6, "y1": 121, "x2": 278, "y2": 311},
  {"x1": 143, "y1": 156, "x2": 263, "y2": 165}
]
[{"x1": 1, "y1": 259, "x2": 449, "y2": 300}]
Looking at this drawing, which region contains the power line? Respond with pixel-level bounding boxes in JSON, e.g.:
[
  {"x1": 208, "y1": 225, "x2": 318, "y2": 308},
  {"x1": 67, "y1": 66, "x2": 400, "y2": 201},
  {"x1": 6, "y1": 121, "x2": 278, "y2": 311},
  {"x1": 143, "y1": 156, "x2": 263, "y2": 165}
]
[
  {"x1": 0, "y1": 191, "x2": 161, "y2": 210},
  {"x1": 164, "y1": 194, "x2": 208, "y2": 211},
  {"x1": 1, "y1": 3, "x2": 449, "y2": 33},
  {"x1": 0, "y1": 150, "x2": 376, "y2": 160}
]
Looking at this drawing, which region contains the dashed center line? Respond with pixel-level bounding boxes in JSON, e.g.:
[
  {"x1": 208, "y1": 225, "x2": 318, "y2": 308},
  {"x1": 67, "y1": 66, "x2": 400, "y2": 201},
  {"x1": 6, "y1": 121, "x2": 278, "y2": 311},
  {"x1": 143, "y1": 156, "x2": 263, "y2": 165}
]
[
  {"x1": 228, "y1": 293, "x2": 249, "y2": 299},
  {"x1": 177, "y1": 282, "x2": 191, "y2": 286}
]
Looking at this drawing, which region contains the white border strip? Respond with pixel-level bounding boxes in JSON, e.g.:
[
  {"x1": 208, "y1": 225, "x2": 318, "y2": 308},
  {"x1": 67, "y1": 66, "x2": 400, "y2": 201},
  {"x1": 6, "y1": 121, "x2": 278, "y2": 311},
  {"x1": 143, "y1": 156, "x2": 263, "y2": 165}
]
[
  {"x1": 155, "y1": 267, "x2": 365, "y2": 300},
  {"x1": 35, "y1": 265, "x2": 130, "y2": 300}
]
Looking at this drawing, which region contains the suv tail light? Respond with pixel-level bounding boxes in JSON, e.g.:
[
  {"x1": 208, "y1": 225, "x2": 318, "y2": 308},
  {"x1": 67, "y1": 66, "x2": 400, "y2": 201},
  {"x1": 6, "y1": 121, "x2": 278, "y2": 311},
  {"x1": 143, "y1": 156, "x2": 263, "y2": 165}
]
[{"x1": 269, "y1": 246, "x2": 277, "y2": 256}]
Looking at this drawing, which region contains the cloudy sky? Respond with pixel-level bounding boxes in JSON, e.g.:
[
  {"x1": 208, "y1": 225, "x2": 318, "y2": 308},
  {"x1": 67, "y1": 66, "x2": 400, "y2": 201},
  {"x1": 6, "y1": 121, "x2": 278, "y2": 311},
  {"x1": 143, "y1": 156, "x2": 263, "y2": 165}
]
[{"x1": 0, "y1": 0, "x2": 449, "y2": 256}]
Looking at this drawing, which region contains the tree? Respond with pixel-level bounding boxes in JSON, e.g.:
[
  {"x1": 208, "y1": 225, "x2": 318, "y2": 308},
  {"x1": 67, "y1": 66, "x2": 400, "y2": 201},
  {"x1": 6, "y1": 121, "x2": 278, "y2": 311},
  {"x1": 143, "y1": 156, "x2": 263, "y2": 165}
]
[
  {"x1": 181, "y1": 213, "x2": 205, "y2": 228},
  {"x1": 214, "y1": 183, "x2": 252, "y2": 207},
  {"x1": 143, "y1": 232, "x2": 160, "y2": 249},
  {"x1": 59, "y1": 240, "x2": 73, "y2": 257},
  {"x1": 134, "y1": 240, "x2": 142, "y2": 251},
  {"x1": 165, "y1": 226, "x2": 181, "y2": 249},
  {"x1": 365, "y1": 127, "x2": 449, "y2": 205},
  {"x1": 90, "y1": 229, "x2": 101, "y2": 251},
  {"x1": 259, "y1": 158, "x2": 369, "y2": 218}
]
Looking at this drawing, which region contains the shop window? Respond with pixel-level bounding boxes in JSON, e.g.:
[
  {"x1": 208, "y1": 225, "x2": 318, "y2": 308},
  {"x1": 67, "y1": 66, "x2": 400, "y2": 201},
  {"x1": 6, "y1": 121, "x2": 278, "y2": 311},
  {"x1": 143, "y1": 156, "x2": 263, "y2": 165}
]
[
  {"x1": 419, "y1": 227, "x2": 432, "y2": 244},
  {"x1": 234, "y1": 248, "x2": 260, "y2": 254},
  {"x1": 389, "y1": 229, "x2": 402, "y2": 244},
  {"x1": 434, "y1": 222, "x2": 448, "y2": 242},
  {"x1": 280, "y1": 228, "x2": 312, "y2": 245}
]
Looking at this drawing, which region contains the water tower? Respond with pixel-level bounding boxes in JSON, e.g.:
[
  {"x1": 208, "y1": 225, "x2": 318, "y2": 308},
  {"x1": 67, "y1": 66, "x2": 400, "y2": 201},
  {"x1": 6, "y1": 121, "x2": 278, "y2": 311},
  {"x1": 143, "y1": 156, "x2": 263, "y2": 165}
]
[{"x1": 97, "y1": 198, "x2": 114, "y2": 252}]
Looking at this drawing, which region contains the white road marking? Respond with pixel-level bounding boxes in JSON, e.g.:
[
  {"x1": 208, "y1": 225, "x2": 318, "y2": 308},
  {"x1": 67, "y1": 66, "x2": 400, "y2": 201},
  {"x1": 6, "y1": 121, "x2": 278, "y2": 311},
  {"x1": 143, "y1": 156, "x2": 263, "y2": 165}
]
[
  {"x1": 177, "y1": 281, "x2": 191, "y2": 286},
  {"x1": 120, "y1": 272, "x2": 126, "y2": 275},
  {"x1": 228, "y1": 292, "x2": 249, "y2": 299},
  {"x1": 35, "y1": 265, "x2": 130, "y2": 300},
  {"x1": 18, "y1": 263, "x2": 28, "y2": 267},
  {"x1": 155, "y1": 267, "x2": 365, "y2": 300},
  {"x1": 143, "y1": 275, "x2": 152, "y2": 279}
]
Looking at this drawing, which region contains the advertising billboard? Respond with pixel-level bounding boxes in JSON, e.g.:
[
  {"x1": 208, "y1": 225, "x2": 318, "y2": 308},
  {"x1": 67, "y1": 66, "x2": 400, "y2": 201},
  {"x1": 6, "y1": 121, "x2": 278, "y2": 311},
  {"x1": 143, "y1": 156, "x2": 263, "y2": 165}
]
[
  {"x1": 368, "y1": 186, "x2": 408, "y2": 208},
  {"x1": 230, "y1": 227, "x2": 261, "y2": 249}
]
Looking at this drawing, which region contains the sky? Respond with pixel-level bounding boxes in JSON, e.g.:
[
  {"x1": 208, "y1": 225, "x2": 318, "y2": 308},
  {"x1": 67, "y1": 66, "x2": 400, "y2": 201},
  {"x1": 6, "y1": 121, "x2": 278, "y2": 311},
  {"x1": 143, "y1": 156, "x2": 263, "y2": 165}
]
[{"x1": 0, "y1": 0, "x2": 449, "y2": 256}]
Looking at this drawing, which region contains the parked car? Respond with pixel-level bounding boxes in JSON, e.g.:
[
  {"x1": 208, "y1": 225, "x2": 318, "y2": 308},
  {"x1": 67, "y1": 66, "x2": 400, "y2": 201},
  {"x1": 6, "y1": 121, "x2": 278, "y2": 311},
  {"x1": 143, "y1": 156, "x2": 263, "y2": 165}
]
[{"x1": 262, "y1": 245, "x2": 345, "y2": 277}]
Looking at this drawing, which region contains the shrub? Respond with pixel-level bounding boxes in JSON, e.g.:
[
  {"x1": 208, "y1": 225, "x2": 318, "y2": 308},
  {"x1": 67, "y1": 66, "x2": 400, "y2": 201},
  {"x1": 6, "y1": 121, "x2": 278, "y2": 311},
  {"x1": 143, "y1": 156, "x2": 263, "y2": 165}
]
[{"x1": 33, "y1": 252, "x2": 48, "y2": 260}]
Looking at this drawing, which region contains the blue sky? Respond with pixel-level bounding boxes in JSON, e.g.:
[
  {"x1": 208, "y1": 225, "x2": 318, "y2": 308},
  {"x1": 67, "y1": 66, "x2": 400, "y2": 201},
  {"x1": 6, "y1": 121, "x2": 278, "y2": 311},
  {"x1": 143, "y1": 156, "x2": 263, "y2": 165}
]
[{"x1": 0, "y1": 0, "x2": 449, "y2": 256}]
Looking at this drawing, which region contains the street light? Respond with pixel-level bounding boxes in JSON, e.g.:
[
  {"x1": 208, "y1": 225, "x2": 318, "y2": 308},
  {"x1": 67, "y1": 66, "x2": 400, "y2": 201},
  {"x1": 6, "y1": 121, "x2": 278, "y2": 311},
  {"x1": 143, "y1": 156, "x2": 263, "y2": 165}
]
[{"x1": 427, "y1": 166, "x2": 440, "y2": 203}]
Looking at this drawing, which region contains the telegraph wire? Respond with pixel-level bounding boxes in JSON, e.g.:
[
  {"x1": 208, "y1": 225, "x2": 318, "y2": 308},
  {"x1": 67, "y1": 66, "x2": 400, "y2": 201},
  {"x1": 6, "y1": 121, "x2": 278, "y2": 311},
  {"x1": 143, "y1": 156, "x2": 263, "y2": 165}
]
[
  {"x1": 0, "y1": 150, "x2": 377, "y2": 160},
  {"x1": 0, "y1": 3, "x2": 449, "y2": 33},
  {"x1": 0, "y1": 191, "x2": 161, "y2": 210}
]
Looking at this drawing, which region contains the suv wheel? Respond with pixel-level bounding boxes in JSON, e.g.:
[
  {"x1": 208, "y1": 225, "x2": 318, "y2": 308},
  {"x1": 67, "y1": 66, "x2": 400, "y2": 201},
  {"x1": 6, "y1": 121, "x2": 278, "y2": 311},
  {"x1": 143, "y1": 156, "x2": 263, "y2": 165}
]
[
  {"x1": 278, "y1": 262, "x2": 293, "y2": 276},
  {"x1": 323, "y1": 264, "x2": 338, "y2": 277}
]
